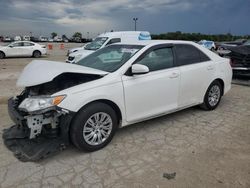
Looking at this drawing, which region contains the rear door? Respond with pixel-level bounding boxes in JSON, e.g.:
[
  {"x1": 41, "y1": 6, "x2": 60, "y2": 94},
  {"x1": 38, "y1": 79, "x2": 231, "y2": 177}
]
[
  {"x1": 22, "y1": 42, "x2": 35, "y2": 56},
  {"x1": 122, "y1": 45, "x2": 180, "y2": 122},
  {"x1": 174, "y1": 44, "x2": 216, "y2": 107}
]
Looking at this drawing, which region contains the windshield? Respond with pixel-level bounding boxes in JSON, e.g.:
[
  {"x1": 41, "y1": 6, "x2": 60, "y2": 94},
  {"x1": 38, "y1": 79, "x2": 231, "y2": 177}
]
[
  {"x1": 77, "y1": 44, "x2": 143, "y2": 72},
  {"x1": 84, "y1": 37, "x2": 108, "y2": 50}
]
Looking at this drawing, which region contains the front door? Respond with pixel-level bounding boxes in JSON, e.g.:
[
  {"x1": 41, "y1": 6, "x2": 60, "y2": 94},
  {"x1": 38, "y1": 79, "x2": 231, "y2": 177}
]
[
  {"x1": 122, "y1": 45, "x2": 180, "y2": 123},
  {"x1": 7, "y1": 42, "x2": 24, "y2": 57}
]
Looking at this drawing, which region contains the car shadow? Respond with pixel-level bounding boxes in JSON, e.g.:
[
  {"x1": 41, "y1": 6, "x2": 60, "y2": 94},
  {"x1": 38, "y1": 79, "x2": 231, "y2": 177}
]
[{"x1": 37, "y1": 106, "x2": 206, "y2": 164}]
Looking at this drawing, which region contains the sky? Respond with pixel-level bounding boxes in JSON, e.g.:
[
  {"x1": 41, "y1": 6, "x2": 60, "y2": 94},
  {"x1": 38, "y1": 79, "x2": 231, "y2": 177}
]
[{"x1": 0, "y1": 0, "x2": 249, "y2": 38}]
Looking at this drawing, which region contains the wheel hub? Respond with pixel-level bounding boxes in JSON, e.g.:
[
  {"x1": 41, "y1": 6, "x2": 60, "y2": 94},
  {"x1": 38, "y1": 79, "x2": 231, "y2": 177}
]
[
  {"x1": 208, "y1": 85, "x2": 221, "y2": 107},
  {"x1": 83, "y1": 112, "x2": 113, "y2": 146}
]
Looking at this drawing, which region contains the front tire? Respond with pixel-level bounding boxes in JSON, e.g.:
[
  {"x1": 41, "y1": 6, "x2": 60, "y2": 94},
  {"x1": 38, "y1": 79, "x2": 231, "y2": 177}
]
[
  {"x1": 70, "y1": 102, "x2": 118, "y2": 152},
  {"x1": 200, "y1": 80, "x2": 222, "y2": 110}
]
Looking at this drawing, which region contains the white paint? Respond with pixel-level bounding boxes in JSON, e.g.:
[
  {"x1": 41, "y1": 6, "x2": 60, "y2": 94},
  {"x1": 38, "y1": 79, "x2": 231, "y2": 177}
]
[
  {"x1": 0, "y1": 41, "x2": 46, "y2": 57},
  {"x1": 18, "y1": 40, "x2": 232, "y2": 127}
]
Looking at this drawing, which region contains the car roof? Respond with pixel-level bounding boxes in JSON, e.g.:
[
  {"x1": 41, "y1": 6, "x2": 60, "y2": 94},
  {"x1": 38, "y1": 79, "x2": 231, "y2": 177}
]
[
  {"x1": 98, "y1": 31, "x2": 149, "y2": 38},
  {"x1": 112, "y1": 40, "x2": 224, "y2": 61},
  {"x1": 113, "y1": 40, "x2": 197, "y2": 46}
]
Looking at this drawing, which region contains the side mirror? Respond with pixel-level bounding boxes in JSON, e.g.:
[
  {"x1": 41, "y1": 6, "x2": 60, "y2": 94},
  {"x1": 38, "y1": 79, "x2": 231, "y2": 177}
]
[
  {"x1": 131, "y1": 64, "x2": 149, "y2": 75},
  {"x1": 9, "y1": 45, "x2": 13, "y2": 48}
]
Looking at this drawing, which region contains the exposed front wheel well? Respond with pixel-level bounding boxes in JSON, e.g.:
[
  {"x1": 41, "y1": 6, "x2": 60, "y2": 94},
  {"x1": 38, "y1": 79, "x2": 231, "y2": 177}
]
[{"x1": 78, "y1": 99, "x2": 122, "y2": 126}]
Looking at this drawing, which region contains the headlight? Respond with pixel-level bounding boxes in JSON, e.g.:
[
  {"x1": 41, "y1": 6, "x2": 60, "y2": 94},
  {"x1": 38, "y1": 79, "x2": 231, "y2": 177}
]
[{"x1": 18, "y1": 95, "x2": 66, "y2": 113}]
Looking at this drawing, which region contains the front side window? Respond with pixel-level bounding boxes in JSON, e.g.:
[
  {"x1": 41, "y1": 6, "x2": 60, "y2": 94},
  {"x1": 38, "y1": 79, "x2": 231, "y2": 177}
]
[
  {"x1": 10, "y1": 42, "x2": 23, "y2": 47},
  {"x1": 136, "y1": 47, "x2": 174, "y2": 72},
  {"x1": 175, "y1": 44, "x2": 210, "y2": 66},
  {"x1": 84, "y1": 37, "x2": 108, "y2": 50},
  {"x1": 77, "y1": 45, "x2": 143, "y2": 72}
]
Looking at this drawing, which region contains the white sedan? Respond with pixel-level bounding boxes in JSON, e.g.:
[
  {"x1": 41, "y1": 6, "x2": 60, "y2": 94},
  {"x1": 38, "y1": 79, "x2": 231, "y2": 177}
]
[
  {"x1": 4, "y1": 40, "x2": 232, "y2": 161},
  {"x1": 0, "y1": 41, "x2": 46, "y2": 59}
]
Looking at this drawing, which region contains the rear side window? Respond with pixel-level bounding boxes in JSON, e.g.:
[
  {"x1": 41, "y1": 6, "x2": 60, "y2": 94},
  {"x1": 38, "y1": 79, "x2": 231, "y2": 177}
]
[
  {"x1": 137, "y1": 47, "x2": 174, "y2": 71},
  {"x1": 23, "y1": 42, "x2": 34, "y2": 46},
  {"x1": 175, "y1": 44, "x2": 210, "y2": 66},
  {"x1": 199, "y1": 50, "x2": 210, "y2": 62},
  {"x1": 106, "y1": 38, "x2": 121, "y2": 45}
]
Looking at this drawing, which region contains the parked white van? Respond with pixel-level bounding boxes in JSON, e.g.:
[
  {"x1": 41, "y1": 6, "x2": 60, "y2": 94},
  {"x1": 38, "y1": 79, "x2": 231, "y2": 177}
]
[
  {"x1": 23, "y1": 36, "x2": 30, "y2": 41},
  {"x1": 39, "y1": 36, "x2": 48, "y2": 42},
  {"x1": 66, "y1": 31, "x2": 151, "y2": 64},
  {"x1": 14, "y1": 36, "x2": 22, "y2": 41}
]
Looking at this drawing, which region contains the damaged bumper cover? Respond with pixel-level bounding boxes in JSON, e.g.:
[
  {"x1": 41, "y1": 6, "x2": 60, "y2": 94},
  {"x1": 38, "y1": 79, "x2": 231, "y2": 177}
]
[{"x1": 3, "y1": 97, "x2": 75, "y2": 162}]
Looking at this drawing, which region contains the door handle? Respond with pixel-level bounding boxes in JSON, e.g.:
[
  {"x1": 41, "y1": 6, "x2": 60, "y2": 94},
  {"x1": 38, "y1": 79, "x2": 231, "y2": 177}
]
[
  {"x1": 169, "y1": 72, "x2": 179, "y2": 78},
  {"x1": 207, "y1": 65, "x2": 214, "y2": 70}
]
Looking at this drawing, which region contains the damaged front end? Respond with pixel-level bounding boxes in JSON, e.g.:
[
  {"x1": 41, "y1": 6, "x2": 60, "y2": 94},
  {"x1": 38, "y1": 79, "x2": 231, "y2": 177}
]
[
  {"x1": 3, "y1": 90, "x2": 75, "y2": 162},
  {"x1": 3, "y1": 60, "x2": 107, "y2": 161},
  {"x1": 5, "y1": 81, "x2": 107, "y2": 163}
]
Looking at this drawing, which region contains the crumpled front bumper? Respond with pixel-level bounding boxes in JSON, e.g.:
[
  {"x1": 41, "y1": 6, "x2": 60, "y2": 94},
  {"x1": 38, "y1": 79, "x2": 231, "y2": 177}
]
[
  {"x1": 8, "y1": 97, "x2": 25, "y2": 126},
  {"x1": 2, "y1": 97, "x2": 75, "y2": 162}
]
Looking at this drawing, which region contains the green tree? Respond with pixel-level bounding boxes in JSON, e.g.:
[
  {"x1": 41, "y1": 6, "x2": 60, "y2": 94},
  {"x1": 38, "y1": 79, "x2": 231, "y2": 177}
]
[
  {"x1": 51, "y1": 32, "x2": 57, "y2": 39},
  {"x1": 72, "y1": 32, "x2": 82, "y2": 39},
  {"x1": 151, "y1": 31, "x2": 249, "y2": 42}
]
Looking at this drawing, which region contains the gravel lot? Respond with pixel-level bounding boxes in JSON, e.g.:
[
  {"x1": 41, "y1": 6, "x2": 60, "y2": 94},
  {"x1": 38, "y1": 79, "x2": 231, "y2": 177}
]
[{"x1": 0, "y1": 43, "x2": 249, "y2": 187}]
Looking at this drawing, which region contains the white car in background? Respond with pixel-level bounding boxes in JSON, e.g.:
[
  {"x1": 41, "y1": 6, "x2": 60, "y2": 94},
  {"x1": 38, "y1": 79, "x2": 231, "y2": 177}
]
[
  {"x1": 3, "y1": 36, "x2": 12, "y2": 42},
  {"x1": 198, "y1": 40, "x2": 216, "y2": 51},
  {"x1": 23, "y1": 36, "x2": 31, "y2": 41},
  {"x1": 54, "y1": 36, "x2": 63, "y2": 42},
  {"x1": 39, "y1": 36, "x2": 48, "y2": 42},
  {"x1": 0, "y1": 41, "x2": 46, "y2": 59},
  {"x1": 4, "y1": 40, "x2": 232, "y2": 161},
  {"x1": 14, "y1": 36, "x2": 22, "y2": 41}
]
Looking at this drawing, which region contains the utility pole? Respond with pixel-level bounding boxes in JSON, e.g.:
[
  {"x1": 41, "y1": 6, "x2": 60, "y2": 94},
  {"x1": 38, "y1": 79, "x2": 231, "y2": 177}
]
[{"x1": 133, "y1": 18, "x2": 138, "y2": 31}]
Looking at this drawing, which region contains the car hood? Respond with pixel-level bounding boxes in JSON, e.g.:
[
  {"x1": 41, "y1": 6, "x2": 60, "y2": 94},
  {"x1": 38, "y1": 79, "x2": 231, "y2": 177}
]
[
  {"x1": 70, "y1": 49, "x2": 93, "y2": 57},
  {"x1": 17, "y1": 60, "x2": 108, "y2": 87},
  {"x1": 69, "y1": 47, "x2": 84, "y2": 53}
]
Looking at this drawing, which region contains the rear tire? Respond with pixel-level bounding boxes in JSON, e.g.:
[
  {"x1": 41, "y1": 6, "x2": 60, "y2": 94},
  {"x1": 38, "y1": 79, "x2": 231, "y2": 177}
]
[
  {"x1": 33, "y1": 50, "x2": 41, "y2": 58},
  {"x1": 200, "y1": 80, "x2": 222, "y2": 110},
  {"x1": 70, "y1": 102, "x2": 118, "y2": 152},
  {"x1": 0, "y1": 51, "x2": 5, "y2": 59}
]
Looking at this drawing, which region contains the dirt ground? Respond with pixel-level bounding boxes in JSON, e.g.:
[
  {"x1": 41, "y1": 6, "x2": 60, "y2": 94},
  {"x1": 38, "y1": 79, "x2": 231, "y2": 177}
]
[{"x1": 0, "y1": 43, "x2": 249, "y2": 188}]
